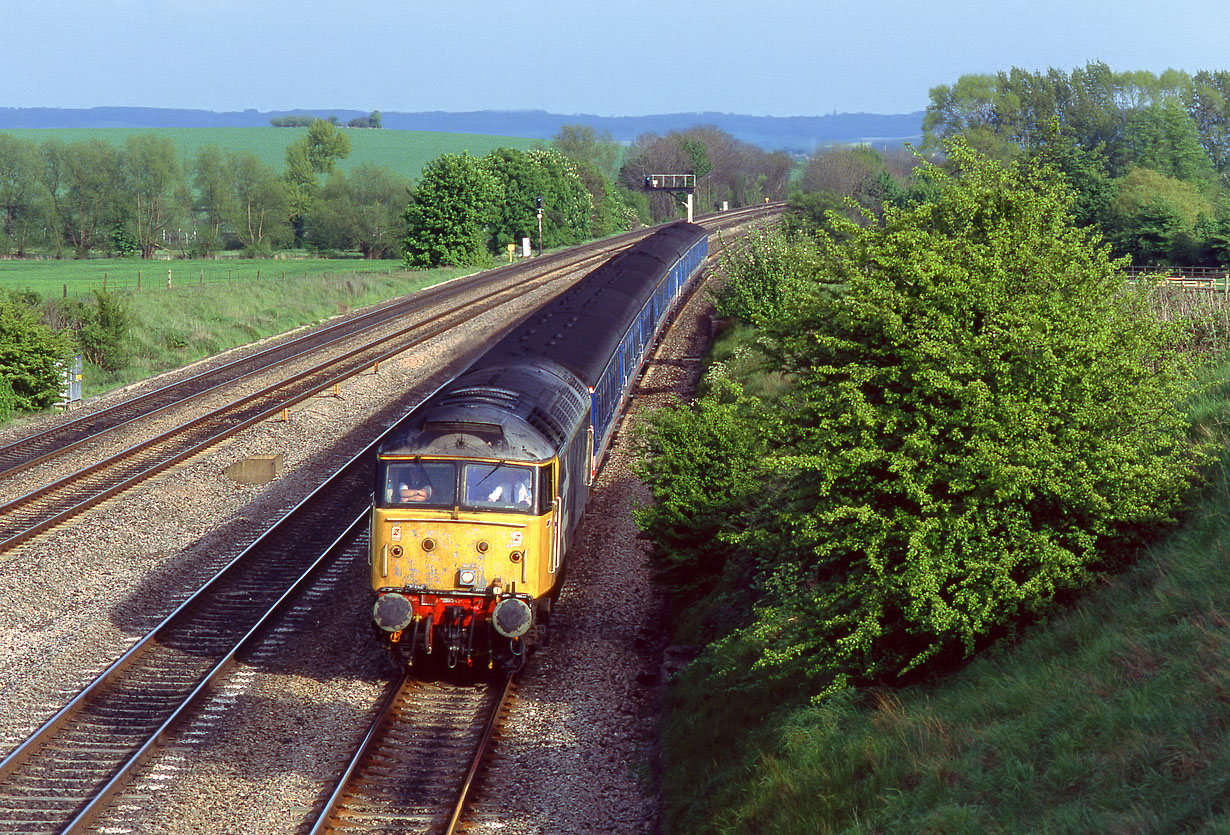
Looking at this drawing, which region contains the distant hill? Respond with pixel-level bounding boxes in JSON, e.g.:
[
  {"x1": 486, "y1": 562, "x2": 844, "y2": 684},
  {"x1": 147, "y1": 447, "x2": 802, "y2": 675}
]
[{"x1": 0, "y1": 107, "x2": 924, "y2": 153}]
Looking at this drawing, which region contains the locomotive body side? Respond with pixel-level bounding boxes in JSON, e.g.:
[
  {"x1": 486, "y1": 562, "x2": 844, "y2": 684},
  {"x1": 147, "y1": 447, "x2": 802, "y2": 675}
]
[{"x1": 370, "y1": 223, "x2": 707, "y2": 669}]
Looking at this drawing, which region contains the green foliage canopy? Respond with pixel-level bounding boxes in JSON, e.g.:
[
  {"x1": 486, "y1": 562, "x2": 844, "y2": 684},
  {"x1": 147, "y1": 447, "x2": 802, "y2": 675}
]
[
  {"x1": 641, "y1": 142, "x2": 1207, "y2": 700},
  {"x1": 402, "y1": 152, "x2": 502, "y2": 268}
]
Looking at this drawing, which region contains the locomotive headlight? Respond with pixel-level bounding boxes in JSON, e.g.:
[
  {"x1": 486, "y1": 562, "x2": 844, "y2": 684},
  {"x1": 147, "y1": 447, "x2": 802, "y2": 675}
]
[{"x1": 457, "y1": 568, "x2": 478, "y2": 588}]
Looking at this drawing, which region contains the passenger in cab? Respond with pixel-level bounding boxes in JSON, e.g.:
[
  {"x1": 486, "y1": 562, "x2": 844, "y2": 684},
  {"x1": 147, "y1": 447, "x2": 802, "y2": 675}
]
[{"x1": 487, "y1": 472, "x2": 532, "y2": 507}]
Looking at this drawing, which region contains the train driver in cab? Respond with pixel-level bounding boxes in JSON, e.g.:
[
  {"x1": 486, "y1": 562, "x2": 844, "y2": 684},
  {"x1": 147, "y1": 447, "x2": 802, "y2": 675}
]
[{"x1": 398, "y1": 478, "x2": 432, "y2": 503}]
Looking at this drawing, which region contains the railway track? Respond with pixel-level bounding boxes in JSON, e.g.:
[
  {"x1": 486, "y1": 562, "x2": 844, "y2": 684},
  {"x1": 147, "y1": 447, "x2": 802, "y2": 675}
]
[
  {"x1": 310, "y1": 674, "x2": 514, "y2": 834},
  {"x1": 0, "y1": 204, "x2": 776, "y2": 487},
  {"x1": 0, "y1": 438, "x2": 376, "y2": 834},
  {"x1": 0, "y1": 236, "x2": 635, "y2": 483},
  {"x1": 0, "y1": 204, "x2": 782, "y2": 832},
  {"x1": 0, "y1": 248, "x2": 616, "y2": 553}
]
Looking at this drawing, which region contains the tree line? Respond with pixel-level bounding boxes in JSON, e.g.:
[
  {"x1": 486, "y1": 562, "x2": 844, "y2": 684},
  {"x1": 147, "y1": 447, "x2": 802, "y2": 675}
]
[
  {"x1": 922, "y1": 62, "x2": 1230, "y2": 266},
  {"x1": 0, "y1": 119, "x2": 406, "y2": 260},
  {"x1": 399, "y1": 123, "x2": 795, "y2": 268}
]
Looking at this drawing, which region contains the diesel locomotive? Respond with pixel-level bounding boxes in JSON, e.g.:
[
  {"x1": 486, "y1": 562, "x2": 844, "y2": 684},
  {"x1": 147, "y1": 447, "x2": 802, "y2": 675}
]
[{"x1": 369, "y1": 222, "x2": 709, "y2": 669}]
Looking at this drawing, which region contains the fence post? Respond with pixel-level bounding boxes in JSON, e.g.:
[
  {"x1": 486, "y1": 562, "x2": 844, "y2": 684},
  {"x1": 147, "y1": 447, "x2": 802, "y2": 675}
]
[
  {"x1": 103, "y1": 272, "x2": 107, "y2": 291},
  {"x1": 167, "y1": 269, "x2": 172, "y2": 289},
  {"x1": 137, "y1": 270, "x2": 142, "y2": 291}
]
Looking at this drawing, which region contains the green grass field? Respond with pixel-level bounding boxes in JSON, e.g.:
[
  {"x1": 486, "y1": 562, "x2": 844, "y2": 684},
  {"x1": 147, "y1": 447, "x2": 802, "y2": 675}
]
[
  {"x1": 0, "y1": 126, "x2": 541, "y2": 183},
  {"x1": 0, "y1": 256, "x2": 407, "y2": 301},
  {"x1": 36, "y1": 261, "x2": 478, "y2": 397}
]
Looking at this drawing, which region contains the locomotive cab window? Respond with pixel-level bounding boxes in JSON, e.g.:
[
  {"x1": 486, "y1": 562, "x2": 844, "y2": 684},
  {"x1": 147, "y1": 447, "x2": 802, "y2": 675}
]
[
  {"x1": 379, "y1": 460, "x2": 456, "y2": 507},
  {"x1": 463, "y1": 463, "x2": 535, "y2": 511}
]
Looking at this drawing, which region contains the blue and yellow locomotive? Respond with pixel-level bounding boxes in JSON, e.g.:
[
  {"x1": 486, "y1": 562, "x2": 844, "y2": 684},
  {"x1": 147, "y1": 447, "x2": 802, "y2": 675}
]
[{"x1": 369, "y1": 222, "x2": 709, "y2": 669}]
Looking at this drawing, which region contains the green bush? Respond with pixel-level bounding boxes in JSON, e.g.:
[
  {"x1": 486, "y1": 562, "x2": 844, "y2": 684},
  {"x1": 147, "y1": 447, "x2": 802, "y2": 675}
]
[
  {"x1": 642, "y1": 140, "x2": 1209, "y2": 702},
  {"x1": 633, "y1": 374, "x2": 768, "y2": 603},
  {"x1": 0, "y1": 293, "x2": 75, "y2": 411},
  {"x1": 78, "y1": 288, "x2": 132, "y2": 372},
  {"x1": 711, "y1": 227, "x2": 823, "y2": 326},
  {"x1": 0, "y1": 374, "x2": 16, "y2": 422}
]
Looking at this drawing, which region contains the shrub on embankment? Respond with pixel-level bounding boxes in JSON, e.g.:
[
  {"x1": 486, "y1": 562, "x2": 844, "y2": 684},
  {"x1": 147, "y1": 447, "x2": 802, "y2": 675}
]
[{"x1": 634, "y1": 141, "x2": 1223, "y2": 830}]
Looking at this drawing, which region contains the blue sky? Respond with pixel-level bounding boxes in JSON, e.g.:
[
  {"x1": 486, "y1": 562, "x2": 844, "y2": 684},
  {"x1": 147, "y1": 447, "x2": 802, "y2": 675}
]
[{"x1": 4, "y1": 0, "x2": 1228, "y2": 117}]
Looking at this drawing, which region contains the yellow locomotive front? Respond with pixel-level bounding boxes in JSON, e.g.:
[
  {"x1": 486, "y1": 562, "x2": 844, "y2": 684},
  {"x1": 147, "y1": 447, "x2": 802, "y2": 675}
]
[
  {"x1": 371, "y1": 453, "x2": 562, "y2": 668},
  {"x1": 369, "y1": 354, "x2": 592, "y2": 671}
]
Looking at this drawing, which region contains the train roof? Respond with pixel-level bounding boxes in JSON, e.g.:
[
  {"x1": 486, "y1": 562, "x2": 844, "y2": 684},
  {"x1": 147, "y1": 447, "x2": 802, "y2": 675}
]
[
  {"x1": 471, "y1": 222, "x2": 707, "y2": 387},
  {"x1": 377, "y1": 222, "x2": 707, "y2": 463}
]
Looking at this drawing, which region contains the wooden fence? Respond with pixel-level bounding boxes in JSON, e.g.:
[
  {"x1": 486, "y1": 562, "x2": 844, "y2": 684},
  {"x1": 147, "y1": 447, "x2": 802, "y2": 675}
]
[{"x1": 1122, "y1": 266, "x2": 1230, "y2": 291}]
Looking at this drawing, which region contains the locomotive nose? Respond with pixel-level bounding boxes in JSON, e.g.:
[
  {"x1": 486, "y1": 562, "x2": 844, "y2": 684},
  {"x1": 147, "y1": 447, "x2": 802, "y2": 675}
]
[{"x1": 373, "y1": 592, "x2": 414, "y2": 632}]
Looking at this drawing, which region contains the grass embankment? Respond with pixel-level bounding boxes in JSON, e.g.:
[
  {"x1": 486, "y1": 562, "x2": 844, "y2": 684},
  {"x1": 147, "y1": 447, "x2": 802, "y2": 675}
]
[
  {"x1": 659, "y1": 336, "x2": 1230, "y2": 834},
  {"x1": 3, "y1": 260, "x2": 475, "y2": 398}
]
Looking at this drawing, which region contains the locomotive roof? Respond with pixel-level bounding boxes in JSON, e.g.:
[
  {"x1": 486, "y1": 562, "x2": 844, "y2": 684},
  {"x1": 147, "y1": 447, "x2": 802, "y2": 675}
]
[{"x1": 377, "y1": 356, "x2": 590, "y2": 463}]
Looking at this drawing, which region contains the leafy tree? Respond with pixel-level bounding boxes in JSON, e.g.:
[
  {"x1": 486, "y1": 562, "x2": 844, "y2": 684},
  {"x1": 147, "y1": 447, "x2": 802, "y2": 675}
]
[
  {"x1": 124, "y1": 134, "x2": 189, "y2": 259},
  {"x1": 42, "y1": 139, "x2": 126, "y2": 258},
  {"x1": 1106, "y1": 166, "x2": 1213, "y2": 263},
  {"x1": 192, "y1": 145, "x2": 230, "y2": 254},
  {"x1": 0, "y1": 133, "x2": 49, "y2": 256},
  {"x1": 679, "y1": 137, "x2": 713, "y2": 181},
  {"x1": 569, "y1": 158, "x2": 630, "y2": 238},
  {"x1": 307, "y1": 163, "x2": 409, "y2": 258},
  {"x1": 233, "y1": 152, "x2": 291, "y2": 254},
  {"x1": 1186, "y1": 70, "x2": 1230, "y2": 173},
  {"x1": 1117, "y1": 100, "x2": 1217, "y2": 183},
  {"x1": 403, "y1": 152, "x2": 502, "y2": 268},
  {"x1": 481, "y1": 148, "x2": 592, "y2": 251},
  {"x1": 552, "y1": 124, "x2": 620, "y2": 181},
  {"x1": 645, "y1": 141, "x2": 1206, "y2": 700},
  {"x1": 1025, "y1": 121, "x2": 1116, "y2": 228},
  {"x1": 285, "y1": 119, "x2": 352, "y2": 243},
  {"x1": 0, "y1": 292, "x2": 74, "y2": 411}
]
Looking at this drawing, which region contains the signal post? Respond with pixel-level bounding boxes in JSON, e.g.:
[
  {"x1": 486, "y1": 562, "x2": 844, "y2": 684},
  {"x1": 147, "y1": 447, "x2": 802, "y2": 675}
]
[{"x1": 644, "y1": 173, "x2": 697, "y2": 222}]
